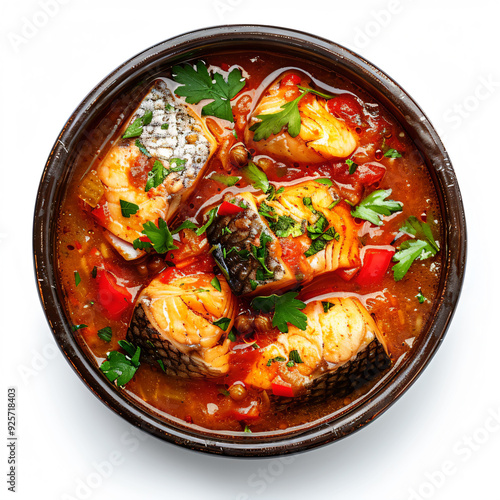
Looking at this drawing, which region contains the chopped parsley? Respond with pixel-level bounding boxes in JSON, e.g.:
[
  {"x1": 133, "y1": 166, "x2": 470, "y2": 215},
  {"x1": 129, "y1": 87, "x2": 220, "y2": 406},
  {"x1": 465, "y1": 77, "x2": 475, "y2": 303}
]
[
  {"x1": 250, "y1": 90, "x2": 308, "y2": 141},
  {"x1": 74, "y1": 271, "x2": 81, "y2": 287},
  {"x1": 196, "y1": 206, "x2": 218, "y2": 236},
  {"x1": 213, "y1": 317, "x2": 231, "y2": 331},
  {"x1": 72, "y1": 324, "x2": 87, "y2": 332},
  {"x1": 302, "y1": 197, "x2": 339, "y2": 257},
  {"x1": 157, "y1": 359, "x2": 166, "y2": 372},
  {"x1": 122, "y1": 110, "x2": 153, "y2": 139},
  {"x1": 416, "y1": 290, "x2": 426, "y2": 304},
  {"x1": 145, "y1": 160, "x2": 167, "y2": 192},
  {"x1": 392, "y1": 216, "x2": 439, "y2": 281},
  {"x1": 119, "y1": 199, "x2": 140, "y2": 218},
  {"x1": 271, "y1": 215, "x2": 304, "y2": 238},
  {"x1": 266, "y1": 356, "x2": 287, "y2": 367},
  {"x1": 100, "y1": 341, "x2": 141, "y2": 387},
  {"x1": 266, "y1": 185, "x2": 284, "y2": 201},
  {"x1": 244, "y1": 425, "x2": 252, "y2": 433},
  {"x1": 322, "y1": 301, "x2": 334, "y2": 313},
  {"x1": 346, "y1": 158, "x2": 358, "y2": 174},
  {"x1": 132, "y1": 218, "x2": 178, "y2": 254},
  {"x1": 288, "y1": 350, "x2": 303, "y2": 365},
  {"x1": 351, "y1": 189, "x2": 403, "y2": 226},
  {"x1": 135, "y1": 139, "x2": 151, "y2": 157},
  {"x1": 169, "y1": 158, "x2": 187, "y2": 171},
  {"x1": 258, "y1": 202, "x2": 278, "y2": 222},
  {"x1": 97, "y1": 326, "x2": 112, "y2": 343},
  {"x1": 210, "y1": 276, "x2": 221, "y2": 292},
  {"x1": 384, "y1": 148, "x2": 402, "y2": 158},
  {"x1": 172, "y1": 61, "x2": 245, "y2": 122},
  {"x1": 171, "y1": 220, "x2": 198, "y2": 235},
  {"x1": 228, "y1": 330, "x2": 237, "y2": 342},
  {"x1": 296, "y1": 85, "x2": 335, "y2": 100},
  {"x1": 314, "y1": 178, "x2": 333, "y2": 187},
  {"x1": 161, "y1": 123, "x2": 169, "y2": 130},
  {"x1": 251, "y1": 291, "x2": 307, "y2": 333},
  {"x1": 209, "y1": 173, "x2": 241, "y2": 186},
  {"x1": 243, "y1": 162, "x2": 269, "y2": 193},
  {"x1": 250, "y1": 232, "x2": 274, "y2": 280}
]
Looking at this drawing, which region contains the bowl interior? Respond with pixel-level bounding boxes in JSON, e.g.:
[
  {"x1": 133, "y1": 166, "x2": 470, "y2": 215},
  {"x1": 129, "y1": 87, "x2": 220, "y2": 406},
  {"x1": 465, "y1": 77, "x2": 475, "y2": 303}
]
[{"x1": 34, "y1": 25, "x2": 466, "y2": 456}]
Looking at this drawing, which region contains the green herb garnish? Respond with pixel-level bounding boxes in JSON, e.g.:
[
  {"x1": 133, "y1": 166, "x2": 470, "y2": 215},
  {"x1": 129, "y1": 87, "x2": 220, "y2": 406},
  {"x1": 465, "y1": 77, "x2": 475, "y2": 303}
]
[
  {"x1": 135, "y1": 139, "x2": 151, "y2": 157},
  {"x1": 322, "y1": 301, "x2": 334, "y2": 313},
  {"x1": 251, "y1": 291, "x2": 307, "y2": 333},
  {"x1": 97, "y1": 326, "x2": 112, "y2": 343},
  {"x1": 173, "y1": 61, "x2": 245, "y2": 122},
  {"x1": 100, "y1": 343, "x2": 141, "y2": 387},
  {"x1": 266, "y1": 356, "x2": 287, "y2": 366},
  {"x1": 171, "y1": 220, "x2": 198, "y2": 235},
  {"x1": 122, "y1": 110, "x2": 153, "y2": 139},
  {"x1": 213, "y1": 317, "x2": 231, "y2": 331},
  {"x1": 243, "y1": 162, "x2": 269, "y2": 193},
  {"x1": 209, "y1": 173, "x2": 241, "y2": 186},
  {"x1": 346, "y1": 158, "x2": 358, "y2": 174},
  {"x1": 351, "y1": 189, "x2": 402, "y2": 226},
  {"x1": 74, "y1": 271, "x2": 81, "y2": 287},
  {"x1": 132, "y1": 218, "x2": 178, "y2": 254},
  {"x1": 384, "y1": 148, "x2": 402, "y2": 158},
  {"x1": 211, "y1": 276, "x2": 221, "y2": 292},
  {"x1": 119, "y1": 199, "x2": 140, "y2": 218}
]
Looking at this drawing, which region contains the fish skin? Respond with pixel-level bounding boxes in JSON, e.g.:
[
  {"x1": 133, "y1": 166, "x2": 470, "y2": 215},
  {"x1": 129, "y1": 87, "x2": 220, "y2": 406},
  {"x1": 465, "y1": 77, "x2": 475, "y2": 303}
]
[{"x1": 206, "y1": 193, "x2": 293, "y2": 296}]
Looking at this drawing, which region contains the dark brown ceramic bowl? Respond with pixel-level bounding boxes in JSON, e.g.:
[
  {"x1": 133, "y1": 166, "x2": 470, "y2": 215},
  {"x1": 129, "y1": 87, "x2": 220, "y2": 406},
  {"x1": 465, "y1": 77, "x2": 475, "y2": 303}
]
[{"x1": 33, "y1": 25, "x2": 466, "y2": 457}]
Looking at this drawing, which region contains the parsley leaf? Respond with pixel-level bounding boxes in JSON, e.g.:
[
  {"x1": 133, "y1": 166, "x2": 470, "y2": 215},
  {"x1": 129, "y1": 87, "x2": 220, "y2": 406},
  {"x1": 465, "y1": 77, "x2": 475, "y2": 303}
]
[
  {"x1": 392, "y1": 217, "x2": 439, "y2": 281},
  {"x1": 171, "y1": 220, "x2": 198, "y2": 234},
  {"x1": 296, "y1": 85, "x2": 335, "y2": 100},
  {"x1": 351, "y1": 189, "x2": 403, "y2": 226},
  {"x1": 314, "y1": 178, "x2": 333, "y2": 186},
  {"x1": 133, "y1": 218, "x2": 178, "y2": 254},
  {"x1": 266, "y1": 356, "x2": 287, "y2": 366},
  {"x1": 120, "y1": 199, "x2": 140, "y2": 218},
  {"x1": 243, "y1": 162, "x2": 269, "y2": 193},
  {"x1": 251, "y1": 291, "x2": 307, "y2": 333},
  {"x1": 250, "y1": 232, "x2": 274, "y2": 280},
  {"x1": 346, "y1": 158, "x2": 358, "y2": 174},
  {"x1": 209, "y1": 173, "x2": 241, "y2": 186},
  {"x1": 211, "y1": 276, "x2": 221, "y2": 292},
  {"x1": 172, "y1": 61, "x2": 245, "y2": 122},
  {"x1": 74, "y1": 271, "x2": 81, "y2": 287},
  {"x1": 72, "y1": 324, "x2": 87, "y2": 331},
  {"x1": 196, "y1": 206, "x2": 219, "y2": 236},
  {"x1": 145, "y1": 160, "x2": 167, "y2": 192},
  {"x1": 135, "y1": 139, "x2": 151, "y2": 157},
  {"x1": 244, "y1": 425, "x2": 252, "y2": 433},
  {"x1": 100, "y1": 341, "x2": 141, "y2": 387},
  {"x1": 250, "y1": 91, "x2": 308, "y2": 141},
  {"x1": 97, "y1": 326, "x2": 112, "y2": 343},
  {"x1": 169, "y1": 158, "x2": 187, "y2": 171},
  {"x1": 228, "y1": 330, "x2": 237, "y2": 342},
  {"x1": 416, "y1": 290, "x2": 426, "y2": 304},
  {"x1": 288, "y1": 350, "x2": 303, "y2": 364},
  {"x1": 213, "y1": 317, "x2": 231, "y2": 331},
  {"x1": 322, "y1": 301, "x2": 334, "y2": 313},
  {"x1": 258, "y1": 202, "x2": 278, "y2": 223},
  {"x1": 384, "y1": 148, "x2": 402, "y2": 158},
  {"x1": 271, "y1": 215, "x2": 304, "y2": 238},
  {"x1": 122, "y1": 110, "x2": 153, "y2": 139}
]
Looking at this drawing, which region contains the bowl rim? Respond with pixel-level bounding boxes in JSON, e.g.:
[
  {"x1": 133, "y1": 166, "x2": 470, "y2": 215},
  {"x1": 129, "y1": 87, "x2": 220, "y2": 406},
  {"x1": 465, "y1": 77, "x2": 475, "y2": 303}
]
[{"x1": 33, "y1": 24, "x2": 467, "y2": 457}]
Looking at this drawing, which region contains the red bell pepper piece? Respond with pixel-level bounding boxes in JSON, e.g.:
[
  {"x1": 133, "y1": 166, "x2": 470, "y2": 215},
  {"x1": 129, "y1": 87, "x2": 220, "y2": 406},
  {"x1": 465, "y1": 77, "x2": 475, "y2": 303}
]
[
  {"x1": 229, "y1": 402, "x2": 260, "y2": 421},
  {"x1": 96, "y1": 270, "x2": 132, "y2": 320},
  {"x1": 355, "y1": 248, "x2": 395, "y2": 286},
  {"x1": 271, "y1": 377, "x2": 294, "y2": 398},
  {"x1": 217, "y1": 201, "x2": 245, "y2": 217},
  {"x1": 281, "y1": 73, "x2": 301, "y2": 86}
]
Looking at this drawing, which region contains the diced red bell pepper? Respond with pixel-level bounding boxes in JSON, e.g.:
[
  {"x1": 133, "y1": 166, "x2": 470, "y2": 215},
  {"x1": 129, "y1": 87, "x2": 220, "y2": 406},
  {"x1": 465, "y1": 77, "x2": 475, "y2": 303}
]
[
  {"x1": 271, "y1": 377, "x2": 294, "y2": 398},
  {"x1": 91, "y1": 204, "x2": 109, "y2": 227},
  {"x1": 355, "y1": 248, "x2": 395, "y2": 286},
  {"x1": 281, "y1": 73, "x2": 301, "y2": 86},
  {"x1": 96, "y1": 270, "x2": 132, "y2": 320},
  {"x1": 331, "y1": 162, "x2": 386, "y2": 187},
  {"x1": 217, "y1": 201, "x2": 245, "y2": 217}
]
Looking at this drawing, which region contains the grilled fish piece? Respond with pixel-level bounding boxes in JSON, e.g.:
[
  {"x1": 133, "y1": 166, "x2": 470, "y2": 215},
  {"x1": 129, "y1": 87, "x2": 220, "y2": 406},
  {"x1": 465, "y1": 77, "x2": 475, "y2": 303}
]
[
  {"x1": 127, "y1": 272, "x2": 236, "y2": 378},
  {"x1": 205, "y1": 181, "x2": 360, "y2": 296},
  {"x1": 88, "y1": 80, "x2": 217, "y2": 260},
  {"x1": 245, "y1": 297, "x2": 390, "y2": 398},
  {"x1": 245, "y1": 72, "x2": 358, "y2": 163},
  {"x1": 206, "y1": 192, "x2": 295, "y2": 296}
]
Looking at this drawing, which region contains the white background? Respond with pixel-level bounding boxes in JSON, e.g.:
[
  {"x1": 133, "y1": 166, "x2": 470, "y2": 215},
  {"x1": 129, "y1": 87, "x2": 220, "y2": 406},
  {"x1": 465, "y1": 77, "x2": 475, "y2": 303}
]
[{"x1": 1, "y1": 1, "x2": 499, "y2": 499}]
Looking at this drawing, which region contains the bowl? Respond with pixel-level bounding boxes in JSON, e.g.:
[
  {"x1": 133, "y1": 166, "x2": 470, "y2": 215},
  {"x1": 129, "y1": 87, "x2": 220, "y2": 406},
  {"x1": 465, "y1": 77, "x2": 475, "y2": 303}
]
[{"x1": 33, "y1": 25, "x2": 466, "y2": 457}]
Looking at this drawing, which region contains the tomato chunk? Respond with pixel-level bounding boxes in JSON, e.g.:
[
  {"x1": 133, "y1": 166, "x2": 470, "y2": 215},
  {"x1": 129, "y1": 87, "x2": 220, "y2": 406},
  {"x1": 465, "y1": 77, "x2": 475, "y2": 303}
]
[
  {"x1": 218, "y1": 201, "x2": 245, "y2": 216},
  {"x1": 96, "y1": 270, "x2": 132, "y2": 320},
  {"x1": 281, "y1": 73, "x2": 301, "y2": 86},
  {"x1": 271, "y1": 377, "x2": 294, "y2": 398},
  {"x1": 331, "y1": 162, "x2": 386, "y2": 187},
  {"x1": 356, "y1": 248, "x2": 395, "y2": 286}
]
